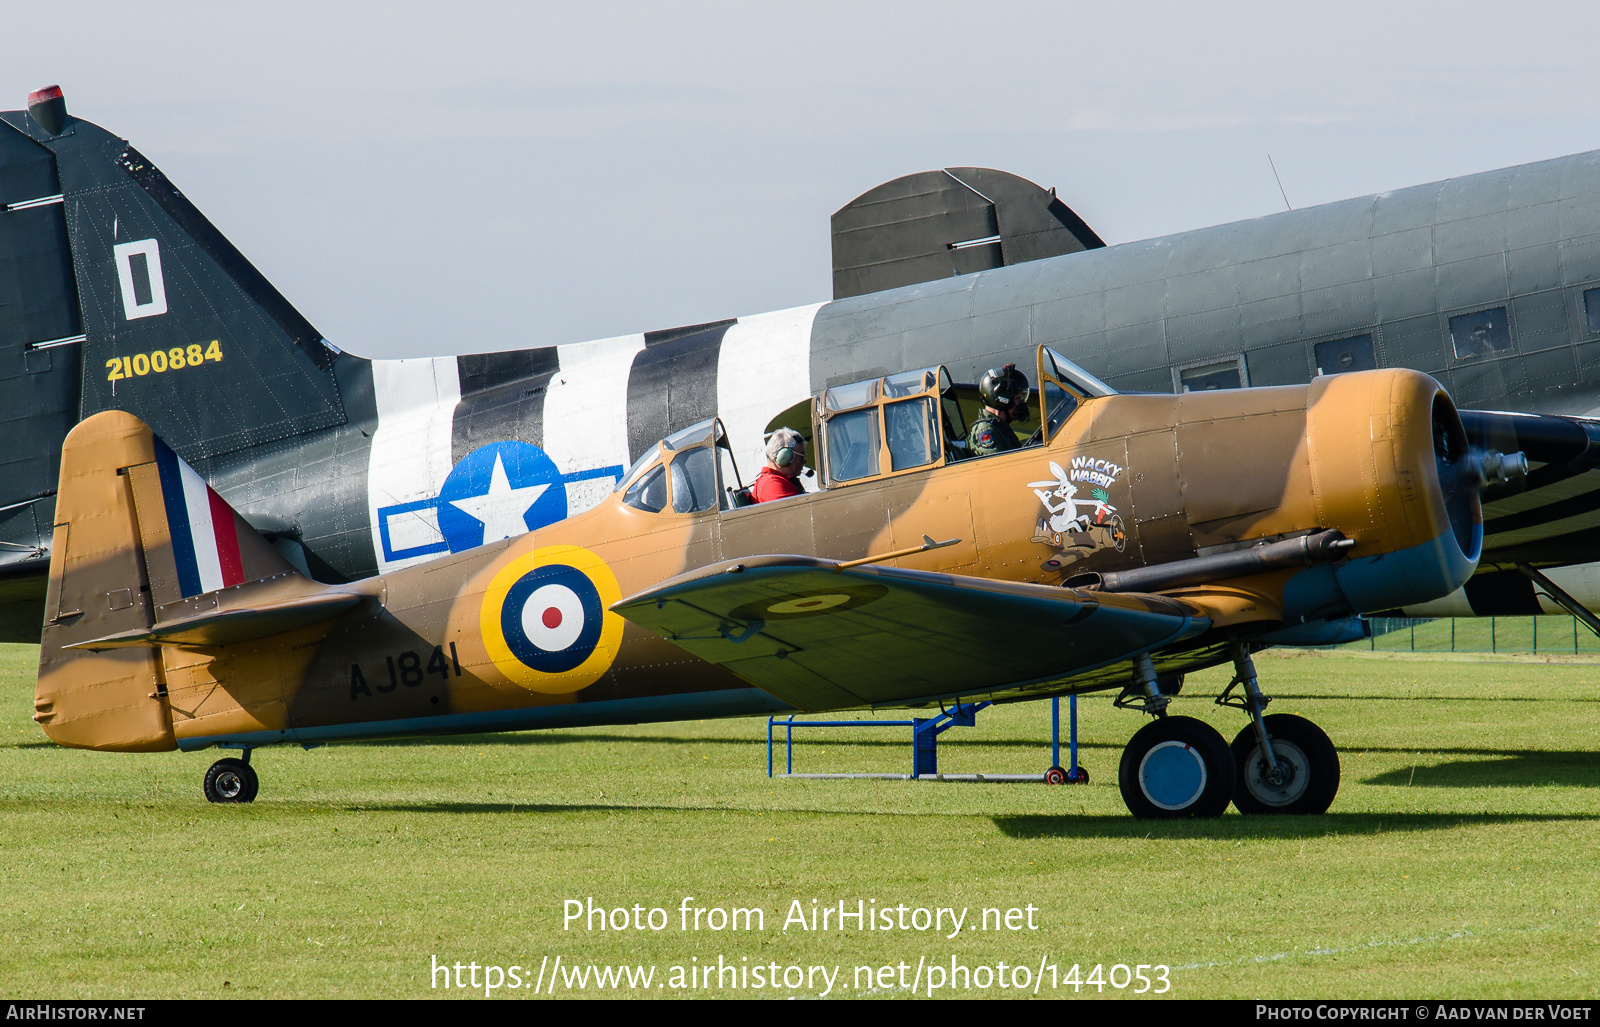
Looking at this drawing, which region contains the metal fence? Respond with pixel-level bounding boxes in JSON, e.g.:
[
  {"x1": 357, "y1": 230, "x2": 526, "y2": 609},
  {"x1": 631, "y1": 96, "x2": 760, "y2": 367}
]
[{"x1": 1354, "y1": 616, "x2": 1600, "y2": 654}]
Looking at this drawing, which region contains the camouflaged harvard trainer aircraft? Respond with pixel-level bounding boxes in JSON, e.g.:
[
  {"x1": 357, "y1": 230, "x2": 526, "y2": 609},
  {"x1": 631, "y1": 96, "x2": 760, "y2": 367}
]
[
  {"x1": 2, "y1": 86, "x2": 1599, "y2": 651},
  {"x1": 36, "y1": 346, "x2": 1520, "y2": 818}
]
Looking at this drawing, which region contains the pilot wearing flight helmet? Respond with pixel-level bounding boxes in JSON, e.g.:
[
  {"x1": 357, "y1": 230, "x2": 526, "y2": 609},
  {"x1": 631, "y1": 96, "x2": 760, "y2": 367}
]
[{"x1": 965, "y1": 363, "x2": 1031, "y2": 457}]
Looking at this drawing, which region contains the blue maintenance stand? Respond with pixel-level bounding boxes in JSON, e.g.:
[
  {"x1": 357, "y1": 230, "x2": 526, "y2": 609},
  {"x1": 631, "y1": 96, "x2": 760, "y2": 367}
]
[{"x1": 766, "y1": 695, "x2": 1086, "y2": 782}]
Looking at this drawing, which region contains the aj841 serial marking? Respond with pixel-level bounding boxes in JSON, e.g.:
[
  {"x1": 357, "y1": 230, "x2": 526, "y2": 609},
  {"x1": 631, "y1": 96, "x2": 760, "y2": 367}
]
[{"x1": 348, "y1": 644, "x2": 463, "y2": 701}]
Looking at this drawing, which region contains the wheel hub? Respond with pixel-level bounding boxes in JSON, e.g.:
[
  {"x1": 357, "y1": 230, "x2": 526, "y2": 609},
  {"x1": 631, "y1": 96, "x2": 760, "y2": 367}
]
[
  {"x1": 1138, "y1": 740, "x2": 1207, "y2": 810},
  {"x1": 1243, "y1": 739, "x2": 1310, "y2": 806},
  {"x1": 215, "y1": 772, "x2": 243, "y2": 799}
]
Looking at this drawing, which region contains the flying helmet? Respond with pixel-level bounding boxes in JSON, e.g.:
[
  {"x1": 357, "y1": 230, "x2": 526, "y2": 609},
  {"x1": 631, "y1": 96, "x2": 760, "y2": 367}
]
[{"x1": 978, "y1": 363, "x2": 1031, "y2": 415}]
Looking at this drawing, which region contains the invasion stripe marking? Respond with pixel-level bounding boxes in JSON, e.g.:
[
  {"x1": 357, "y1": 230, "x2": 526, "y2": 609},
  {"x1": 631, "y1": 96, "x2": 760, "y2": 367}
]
[
  {"x1": 1484, "y1": 489, "x2": 1600, "y2": 538},
  {"x1": 367, "y1": 356, "x2": 462, "y2": 572},
  {"x1": 625, "y1": 320, "x2": 736, "y2": 463},
  {"x1": 542, "y1": 333, "x2": 645, "y2": 518},
  {"x1": 716, "y1": 303, "x2": 823, "y2": 482},
  {"x1": 451, "y1": 348, "x2": 561, "y2": 463},
  {"x1": 1480, "y1": 470, "x2": 1600, "y2": 525}
]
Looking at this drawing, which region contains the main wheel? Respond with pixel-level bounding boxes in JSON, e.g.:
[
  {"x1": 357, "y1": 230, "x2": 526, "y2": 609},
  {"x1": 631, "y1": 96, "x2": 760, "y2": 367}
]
[
  {"x1": 204, "y1": 758, "x2": 259, "y2": 804},
  {"x1": 1118, "y1": 716, "x2": 1235, "y2": 818},
  {"x1": 1230, "y1": 714, "x2": 1339, "y2": 815}
]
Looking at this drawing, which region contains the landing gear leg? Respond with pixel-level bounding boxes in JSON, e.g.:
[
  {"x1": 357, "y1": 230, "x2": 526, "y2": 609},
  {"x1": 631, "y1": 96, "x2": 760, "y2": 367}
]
[
  {"x1": 1116, "y1": 653, "x2": 1235, "y2": 818},
  {"x1": 1219, "y1": 642, "x2": 1340, "y2": 815},
  {"x1": 204, "y1": 750, "x2": 259, "y2": 804},
  {"x1": 1113, "y1": 653, "x2": 1170, "y2": 717}
]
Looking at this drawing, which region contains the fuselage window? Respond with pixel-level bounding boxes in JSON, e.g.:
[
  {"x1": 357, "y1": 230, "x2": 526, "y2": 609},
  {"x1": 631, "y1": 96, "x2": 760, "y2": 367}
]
[
  {"x1": 670, "y1": 446, "x2": 719, "y2": 514},
  {"x1": 623, "y1": 462, "x2": 668, "y2": 512},
  {"x1": 1313, "y1": 334, "x2": 1377, "y2": 375},
  {"x1": 1176, "y1": 358, "x2": 1245, "y2": 392},
  {"x1": 1585, "y1": 288, "x2": 1600, "y2": 335},
  {"x1": 827, "y1": 408, "x2": 881, "y2": 483},
  {"x1": 1449, "y1": 307, "x2": 1513, "y2": 359},
  {"x1": 885, "y1": 397, "x2": 939, "y2": 471}
]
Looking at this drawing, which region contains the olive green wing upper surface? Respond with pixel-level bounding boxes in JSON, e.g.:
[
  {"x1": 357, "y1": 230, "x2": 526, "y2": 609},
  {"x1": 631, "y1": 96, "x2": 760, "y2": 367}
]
[{"x1": 611, "y1": 556, "x2": 1209, "y2": 712}]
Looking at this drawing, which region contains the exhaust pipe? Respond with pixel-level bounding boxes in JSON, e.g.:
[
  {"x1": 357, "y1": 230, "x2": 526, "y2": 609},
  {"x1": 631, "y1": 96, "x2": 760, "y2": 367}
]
[{"x1": 1067, "y1": 529, "x2": 1353, "y2": 594}]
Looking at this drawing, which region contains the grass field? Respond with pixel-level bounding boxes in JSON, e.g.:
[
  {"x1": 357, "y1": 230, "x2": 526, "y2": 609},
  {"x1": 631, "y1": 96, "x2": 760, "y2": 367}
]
[
  {"x1": 2, "y1": 642, "x2": 1598, "y2": 1000},
  {"x1": 1359, "y1": 615, "x2": 1600, "y2": 655}
]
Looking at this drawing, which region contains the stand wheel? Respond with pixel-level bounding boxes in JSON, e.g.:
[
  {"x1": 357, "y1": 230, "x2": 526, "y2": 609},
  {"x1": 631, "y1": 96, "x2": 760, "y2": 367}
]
[
  {"x1": 1044, "y1": 766, "x2": 1068, "y2": 785},
  {"x1": 1230, "y1": 714, "x2": 1339, "y2": 815},
  {"x1": 1065, "y1": 766, "x2": 1089, "y2": 783},
  {"x1": 1118, "y1": 716, "x2": 1235, "y2": 819},
  {"x1": 204, "y1": 757, "x2": 259, "y2": 804}
]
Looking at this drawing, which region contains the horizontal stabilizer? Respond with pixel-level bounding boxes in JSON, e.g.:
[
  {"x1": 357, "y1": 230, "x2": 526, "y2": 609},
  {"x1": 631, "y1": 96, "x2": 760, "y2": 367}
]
[
  {"x1": 612, "y1": 555, "x2": 1207, "y2": 712},
  {"x1": 67, "y1": 591, "x2": 362, "y2": 651}
]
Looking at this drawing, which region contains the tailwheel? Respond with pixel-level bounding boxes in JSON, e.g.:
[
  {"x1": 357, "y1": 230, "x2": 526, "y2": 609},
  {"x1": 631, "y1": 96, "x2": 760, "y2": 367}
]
[
  {"x1": 1118, "y1": 716, "x2": 1235, "y2": 819},
  {"x1": 1230, "y1": 714, "x2": 1339, "y2": 815},
  {"x1": 203, "y1": 757, "x2": 259, "y2": 804}
]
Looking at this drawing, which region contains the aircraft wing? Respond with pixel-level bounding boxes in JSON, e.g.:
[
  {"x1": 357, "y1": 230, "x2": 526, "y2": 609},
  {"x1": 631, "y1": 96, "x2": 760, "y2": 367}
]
[
  {"x1": 611, "y1": 556, "x2": 1208, "y2": 711},
  {"x1": 1463, "y1": 410, "x2": 1600, "y2": 567}
]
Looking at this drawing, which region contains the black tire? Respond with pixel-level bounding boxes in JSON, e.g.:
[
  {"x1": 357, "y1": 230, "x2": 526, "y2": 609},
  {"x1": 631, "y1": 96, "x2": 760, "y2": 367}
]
[
  {"x1": 204, "y1": 758, "x2": 259, "y2": 804},
  {"x1": 1230, "y1": 714, "x2": 1339, "y2": 815},
  {"x1": 1065, "y1": 765, "x2": 1090, "y2": 784},
  {"x1": 1044, "y1": 765, "x2": 1068, "y2": 785},
  {"x1": 1118, "y1": 716, "x2": 1235, "y2": 819}
]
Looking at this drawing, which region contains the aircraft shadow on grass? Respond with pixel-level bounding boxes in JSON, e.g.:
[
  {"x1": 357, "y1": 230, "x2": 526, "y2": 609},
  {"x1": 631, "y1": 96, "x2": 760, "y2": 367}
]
[
  {"x1": 1361, "y1": 750, "x2": 1600, "y2": 788},
  {"x1": 332, "y1": 805, "x2": 1600, "y2": 840},
  {"x1": 1270, "y1": 694, "x2": 1600, "y2": 704},
  {"x1": 352, "y1": 733, "x2": 1126, "y2": 751},
  {"x1": 992, "y1": 811, "x2": 1600, "y2": 840}
]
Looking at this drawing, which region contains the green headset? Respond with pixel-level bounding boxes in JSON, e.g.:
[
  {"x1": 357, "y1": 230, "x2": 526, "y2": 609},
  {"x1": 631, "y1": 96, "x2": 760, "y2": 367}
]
[{"x1": 770, "y1": 431, "x2": 805, "y2": 469}]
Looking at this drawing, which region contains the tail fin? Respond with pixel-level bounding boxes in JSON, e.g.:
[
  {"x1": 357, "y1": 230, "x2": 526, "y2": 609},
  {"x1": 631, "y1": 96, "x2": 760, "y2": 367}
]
[
  {"x1": 37, "y1": 411, "x2": 356, "y2": 751},
  {"x1": 1, "y1": 92, "x2": 350, "y2": 464}
]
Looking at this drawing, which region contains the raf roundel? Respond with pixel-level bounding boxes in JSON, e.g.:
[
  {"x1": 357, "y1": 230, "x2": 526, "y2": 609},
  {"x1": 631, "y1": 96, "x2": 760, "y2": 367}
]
[
  {"x1": 728, "y1": 584, "x2": 887, "y2": 622},
  {"x1": 765, "y1": 594, "x2": 853, "y2": 615},
  {"x1": 500, "y1": 565, "x2": 602, "y2": 674},
  {"x1": 479, "y1": 545, "x2": 624, "y2": 693}
]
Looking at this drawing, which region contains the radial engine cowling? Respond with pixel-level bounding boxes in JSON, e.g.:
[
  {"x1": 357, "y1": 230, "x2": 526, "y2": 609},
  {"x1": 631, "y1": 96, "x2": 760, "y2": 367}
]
[{"x1": 1280, "y1": 369, "x2": 1482, "y2": 621}]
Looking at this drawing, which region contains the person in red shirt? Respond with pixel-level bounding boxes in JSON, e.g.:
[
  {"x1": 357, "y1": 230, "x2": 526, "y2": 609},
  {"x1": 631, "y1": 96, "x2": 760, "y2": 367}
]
[{"x1": 749, "y1": 428, "x2": 808, "y2": 503}]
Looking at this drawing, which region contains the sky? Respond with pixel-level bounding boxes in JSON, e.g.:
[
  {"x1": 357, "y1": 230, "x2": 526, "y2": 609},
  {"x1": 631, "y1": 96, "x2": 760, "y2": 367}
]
[{"x1": 8, "y1": 1, "x2": 1600, "y2": 358}]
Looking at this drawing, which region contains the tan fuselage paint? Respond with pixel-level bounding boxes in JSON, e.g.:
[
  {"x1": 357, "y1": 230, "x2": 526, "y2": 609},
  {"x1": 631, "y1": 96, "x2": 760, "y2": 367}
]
[{"x1": 37, "y1": 368, "x2": 1465, "y2": 751}]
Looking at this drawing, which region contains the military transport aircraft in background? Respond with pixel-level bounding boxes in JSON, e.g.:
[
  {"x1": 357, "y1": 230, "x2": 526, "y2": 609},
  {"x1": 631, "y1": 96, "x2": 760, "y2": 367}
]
[
  {"x1": 35, "y1": 349, "x2": 1517, "y2": 817},
  {"x1": 3, "y1": 85, "x2": 1600, "y2": 643}
]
